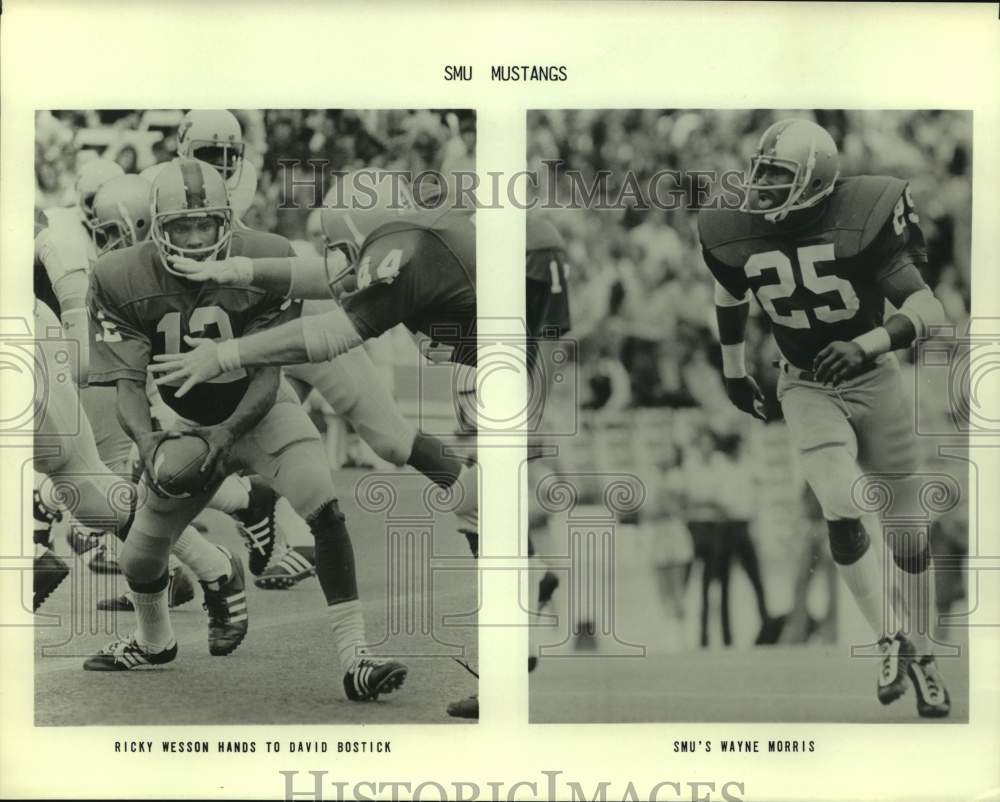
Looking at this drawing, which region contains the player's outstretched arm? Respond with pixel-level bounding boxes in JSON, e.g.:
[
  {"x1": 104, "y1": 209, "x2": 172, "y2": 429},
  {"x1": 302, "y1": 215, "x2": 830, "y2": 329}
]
[
  {"x1": 715, "y1": 281, "x2": 767, "y2": 422},
  {"x1": 169, "y1": 254, "x2": 345, "y2": 300},
  {"x1": 115, "y1": 377, "x2": 178, "y2": 481},
  {"x1": 149, "y1": 307, "x2": 364, "y2": 397}
]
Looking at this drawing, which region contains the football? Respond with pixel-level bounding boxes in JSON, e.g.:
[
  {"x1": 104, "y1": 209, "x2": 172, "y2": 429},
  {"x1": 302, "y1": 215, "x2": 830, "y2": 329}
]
[{"x1": 152, "y1": 434, "x2": 211, "y2": 498}]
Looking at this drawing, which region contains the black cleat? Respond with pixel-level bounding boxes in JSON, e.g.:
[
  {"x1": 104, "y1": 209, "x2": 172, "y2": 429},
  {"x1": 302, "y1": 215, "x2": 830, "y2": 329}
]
[
  {"x1": 87, "y1": 543, "x2": 121, "y2": 575},
  {"x1": 201, "y1": 547, "x2": 248, "y2": 656},
  {"x1": 908, "y1": 656, "x2": 951, "y2": 718},
  {"x1": 33, "y1": 549, "x2": 70, "y2": 612},
  {"x1": 83, "y1": 635, "x2": 177, "y2": 671},
  {"x1": 878, "y1": 632, "x2": 916, "y2": 705},
  {"x1": 233, "y1": 477, "x2": 279, "y2": 576},
  {"x1": 253, "y1": 546, "x2": 315, "y2": 590},
  {"x1": 97, "y1": 564, "x2": 196, "y2": 611},
  {"x1": 343, "y1": 657, "x2": 408, "y2": 701},
  {"x1": 447, "y1": 694, "x2": 479, "y2": 719}
]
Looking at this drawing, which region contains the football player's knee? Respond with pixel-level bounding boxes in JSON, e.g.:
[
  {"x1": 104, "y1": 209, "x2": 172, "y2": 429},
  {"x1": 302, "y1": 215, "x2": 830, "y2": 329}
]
[
  {"x1": 826, "y1": 519, "x2": 871, "y2": 565},
  {"x1": 280, "y1": 461, "x2": 337, "y2": 519},
  {"x1": 889, "y1": 530, "x2": 931, "y2": 574},
  {"x1": 363, "y1": 428, "x2": 414, "y2": 467},
  {"x1": 119, "y1": 530, "x2": 171, "y2": 583},
  {"x1": 798, "y1": 445, "x2": 862, "y2": 521}
]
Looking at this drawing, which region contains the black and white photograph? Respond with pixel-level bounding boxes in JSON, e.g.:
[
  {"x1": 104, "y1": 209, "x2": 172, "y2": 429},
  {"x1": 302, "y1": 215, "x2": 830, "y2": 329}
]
[
  {"x1": 525, "y1": 109, "x2": 972, "y2": 723},
  {"x1": 29, "y1": 108, "x2": 480, "y2": 724}
]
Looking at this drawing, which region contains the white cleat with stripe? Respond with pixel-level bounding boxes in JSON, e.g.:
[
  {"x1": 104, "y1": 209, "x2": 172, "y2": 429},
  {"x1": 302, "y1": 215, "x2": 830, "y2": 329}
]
[{"x1": 83, "y1": 635, "x2": 178, "y2": 671}]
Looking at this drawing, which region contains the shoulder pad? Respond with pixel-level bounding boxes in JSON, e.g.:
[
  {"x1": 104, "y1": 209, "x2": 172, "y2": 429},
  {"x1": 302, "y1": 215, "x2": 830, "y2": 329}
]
[
  {"x1": 697, "y1": 207, "x2": 764, "y2": 268},
  {"x1": 826, "y1": 175, "x2": 906, "y2": 253}
]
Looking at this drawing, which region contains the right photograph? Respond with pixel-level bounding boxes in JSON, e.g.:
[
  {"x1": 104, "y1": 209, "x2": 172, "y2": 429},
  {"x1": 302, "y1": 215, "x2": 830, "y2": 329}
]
[{"x1": 524, "y1": 109, "x2": 972, "y2": 723}]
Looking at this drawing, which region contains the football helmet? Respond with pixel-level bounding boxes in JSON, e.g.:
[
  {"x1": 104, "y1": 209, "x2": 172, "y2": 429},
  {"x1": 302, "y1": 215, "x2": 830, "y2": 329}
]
[
  {"x1": 75, "y1": 158, "x2": 126, "y2": 230},
  {"x1": 740, "y1": 118, "x2": 840, "y2": 222},
  {"x1": 177, "y1": 110, "x2": 245, "y2": 183},
  {"x1": 150, "y1": 158, "x2": 232, "y2": 273},
  {"x1": 90, "y1": 174, "x2": 152, "y2": 255},
  {"x1": 319, "y1": 169, "x2": 414, "y2": 265}
]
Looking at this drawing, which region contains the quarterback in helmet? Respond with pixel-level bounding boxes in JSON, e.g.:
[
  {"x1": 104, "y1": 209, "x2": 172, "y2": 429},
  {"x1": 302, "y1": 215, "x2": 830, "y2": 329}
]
[
  {"x1": 150, "y1": 170, "x2": 480, "y2": 546},
  {"x1": 698, "y1": 118, "x2": 951, "y2": 718},
  {"x1": 82, "y1": 159, "x2": 407, "y2": 701}
]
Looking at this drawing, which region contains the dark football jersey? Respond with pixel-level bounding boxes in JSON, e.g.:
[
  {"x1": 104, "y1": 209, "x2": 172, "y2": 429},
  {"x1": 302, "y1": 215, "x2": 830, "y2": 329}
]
[
  {"x1": 339, "y1": 206, "x2": 477, "y2": 366},
  {"x1": 698, "y1": 175, "x2": 927, "y2": 370},
  {"x1": 88, "y1": 230, "x2": 299, "y2": 425},
  {"x1": 526, "y1": 212, "x2": 571, "y2": 338}
]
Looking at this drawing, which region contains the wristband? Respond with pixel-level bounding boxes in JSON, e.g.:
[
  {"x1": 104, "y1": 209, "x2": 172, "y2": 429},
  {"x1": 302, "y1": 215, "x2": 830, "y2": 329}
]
[
  {"x1": 720, "y1": 342, "x2": 747, "y2": 379},
  {"x1": 852, "y1": 327, "x2": 891, "y2": 359},
  {"x1": 216, "y1": 339, "x2": 243, "y2": 373}
]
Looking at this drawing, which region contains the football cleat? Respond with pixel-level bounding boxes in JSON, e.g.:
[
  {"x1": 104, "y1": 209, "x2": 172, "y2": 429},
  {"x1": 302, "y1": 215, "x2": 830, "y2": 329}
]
[
  {"x1": 233, "y1": 477, "x2": 279, "y2": 576},
  {"x1": 83, "y1": 634, "x2": 177, "y2": 671},
  {"x1": 343, "y1": 656, "x2": 408, "y2": 701},
  {"x1": 877, "y1": 632, "x2": 916, "y2": 705},
  {"x1": 87, "y1": 543, "x2": 121, "y2": 575},
  {"x1": 67, "y1": 525, "x2": 104, "y2": 556},
  {"x1": 96, "y1": 564, "x2": 196, "y2": 611},
  {"x1": 446, "y1": 694, "x2": 479, "y2": 719},
  {"x1": 201, "y1": 547, "x2": 248, "y2": 656},
  {"x1": 908, "y1": 656, "x2": 951, "y2": 718},
  {"x1": 33, "y1": 549, "x2": 70, "y2": 612},
  {"x1": 253, "y1": 545, "x2": 316, "y2": 590}
]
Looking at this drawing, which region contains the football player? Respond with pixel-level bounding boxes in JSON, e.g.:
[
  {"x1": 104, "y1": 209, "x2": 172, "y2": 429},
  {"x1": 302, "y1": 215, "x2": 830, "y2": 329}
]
[
  {"x1": 698, "y1": 118, "x2": 951, "y2": 717},
  {"x1": 150, "y1": 175, "x2": 480, "y2": 552},
  {"x1": 82, "y1": 159, "x2": 407, "y2": 701}
]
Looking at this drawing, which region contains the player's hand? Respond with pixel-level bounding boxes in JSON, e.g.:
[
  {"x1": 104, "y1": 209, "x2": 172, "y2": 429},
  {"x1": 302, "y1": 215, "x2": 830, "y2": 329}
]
[
  {"x1": 184, "y1": 425, "x2": 235, "y2": 485},
  {"x1": 136, "y1": 430, "x2": 182, "y2": 488},
  {"x1": 149, "y1": 337, "x2": 223, "y2": 397},
  {"x1": 813, "y1": 341, "x2": 867, "y2": 386},
  {"x1": 723, "y1": 375, "x2": 768, "y2": 421},
  {"x1": 167, "y1": 255, "x2": 253, "y2": 285}
]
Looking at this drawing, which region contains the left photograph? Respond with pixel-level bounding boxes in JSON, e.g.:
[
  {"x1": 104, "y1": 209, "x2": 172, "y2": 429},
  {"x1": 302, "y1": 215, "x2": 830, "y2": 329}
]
[{"x1": 30, "y1": 108, "x2": 479, "y2": 724}]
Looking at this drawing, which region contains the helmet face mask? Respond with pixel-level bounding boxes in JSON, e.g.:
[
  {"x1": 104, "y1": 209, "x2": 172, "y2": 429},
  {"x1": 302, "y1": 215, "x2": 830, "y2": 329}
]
[
  {"x1": 90, "y1": 174, "x2": 152, "y2": 255},
  {"x1": 740, "y1": 119, "x2": 840, "y2": 223},
  {"x1": 150, "y1": 158, "x2": 233, "y2": 274},
  {"x1": 177, "y1": 110, "x2": 245, "y2": 187},
  {"x1": 189, "y1": 140, "x2": 245, "y2": 183}
]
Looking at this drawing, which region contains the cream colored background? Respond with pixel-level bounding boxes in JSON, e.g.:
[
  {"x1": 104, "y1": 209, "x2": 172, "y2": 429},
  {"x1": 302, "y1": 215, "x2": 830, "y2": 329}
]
[{"x1": 2, "y1": 1, "x2": 999, "y2": 800}]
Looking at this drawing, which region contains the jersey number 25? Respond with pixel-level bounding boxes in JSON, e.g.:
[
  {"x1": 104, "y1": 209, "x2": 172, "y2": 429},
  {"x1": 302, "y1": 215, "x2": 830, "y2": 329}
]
[{"x1": 744, "y1": 243, "x2": 859, "y2": 330}]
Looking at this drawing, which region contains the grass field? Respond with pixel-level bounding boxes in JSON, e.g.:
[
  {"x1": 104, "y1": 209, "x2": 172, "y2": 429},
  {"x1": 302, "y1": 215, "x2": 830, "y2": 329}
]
[{"x1": 34, "y1": 468, "x2": 478, "y2": 726}]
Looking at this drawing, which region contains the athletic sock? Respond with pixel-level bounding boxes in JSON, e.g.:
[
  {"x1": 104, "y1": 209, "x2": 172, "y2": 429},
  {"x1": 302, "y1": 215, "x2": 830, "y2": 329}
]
[
  {"x1": 308, "y1": 500, "x2": 359, "y2": 605},
  {"x1": 892, "y1": 545, "x2": 935, "y2": 658},
  {"x1": 129, "y1": 572, "x2": 174, "y2": 650},
  {"x1": 173, "y1": 527, "x2": 230, "y2": 583},
  {"x1": 327, "y1": 599, "x2": 367, "y2": 668},
  {"x1": 406, "y1": 432, "x2": 464, "y2": 488},
  {"x1": 828, "y1": 519, "x2": 891, "y2": 639},
  {"x1": 208, "y1": 475, "x2": 251, "y2": 515}
]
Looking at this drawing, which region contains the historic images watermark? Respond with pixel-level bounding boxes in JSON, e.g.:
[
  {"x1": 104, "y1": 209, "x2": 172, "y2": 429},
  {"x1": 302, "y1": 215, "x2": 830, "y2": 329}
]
[{"x1": 273, "y1": 162, "x2": 749, "y2": 213}]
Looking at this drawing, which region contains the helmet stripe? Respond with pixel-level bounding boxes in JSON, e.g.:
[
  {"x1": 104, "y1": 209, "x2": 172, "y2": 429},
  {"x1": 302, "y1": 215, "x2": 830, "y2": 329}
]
[{"x1": 179, "y1": 159, "x2": 208, "y2": 209}]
